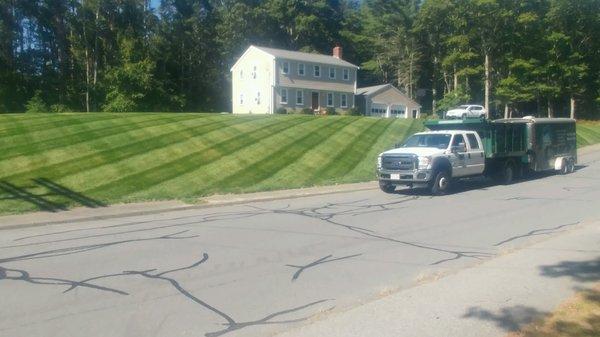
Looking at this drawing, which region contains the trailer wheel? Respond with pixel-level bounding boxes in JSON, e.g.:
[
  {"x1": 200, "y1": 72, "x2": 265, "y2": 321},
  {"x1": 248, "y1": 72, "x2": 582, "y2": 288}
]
[
  {"x1": 502, "y1": 163, "x2": 514, "y2": 185},
  {"x1": 567, "y1": 158, "x2": 575, "y2": 173},
  {"x1": 430, "y1": 171, "x2": 450, "y2": 195},
  {"x1": 379, "y1": 181, "x2": 396, "y2": 194},
  {"x1": 559, "y1": 159, "x2": 569, "y2": 175}
]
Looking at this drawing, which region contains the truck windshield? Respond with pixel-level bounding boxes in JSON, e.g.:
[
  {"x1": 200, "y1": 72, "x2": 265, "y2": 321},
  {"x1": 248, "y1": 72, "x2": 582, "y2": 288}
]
[{"x1": 403, "y1": 134, "x2": 451, "y2": 149}]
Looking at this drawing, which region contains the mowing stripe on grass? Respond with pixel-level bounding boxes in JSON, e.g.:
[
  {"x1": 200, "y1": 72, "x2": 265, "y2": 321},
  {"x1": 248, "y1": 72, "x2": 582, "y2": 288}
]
[
  {"x1": 207, "y1": 116, "x2": 361, "y2": 192},
  {"x1": 0, "y1": 115, "x2": 245, "y2": 182},
  {"x1": 0, "y1": 114, "x2": 122, "y2": 139},
  {"x1": 307, "y1": 118, "x2": 391, "y2": 184},
  {"x1": 344, "y1": 119, "x2": 418, "y2": 181},
  {"x1": 0, "y1": 114, "x2": 187, "y2": 160},
  {"x1": 85, "y1": 117, "x2": 313, "y2": 198},
  {"x1": 576, "y1": 124, "x2": 600, "y2": 144}
]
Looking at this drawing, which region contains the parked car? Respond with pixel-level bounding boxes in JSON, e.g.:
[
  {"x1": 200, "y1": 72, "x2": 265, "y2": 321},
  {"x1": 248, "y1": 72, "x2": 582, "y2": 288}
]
[
  {"x1": 445, "y1": 104, "x2": 486, "y2": 119},
  {"x1": 377, "y1": 117, "x2": 577, "y2": 195}
]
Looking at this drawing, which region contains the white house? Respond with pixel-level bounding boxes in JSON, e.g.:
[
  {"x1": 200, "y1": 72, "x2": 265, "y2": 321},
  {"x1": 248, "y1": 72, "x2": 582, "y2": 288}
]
[
  {"x1": 356, "y1": 84, "x2": 421, "y2": 119},
  {"x1": 230, "y1": 45, "x2": 359, "y2": 114}
]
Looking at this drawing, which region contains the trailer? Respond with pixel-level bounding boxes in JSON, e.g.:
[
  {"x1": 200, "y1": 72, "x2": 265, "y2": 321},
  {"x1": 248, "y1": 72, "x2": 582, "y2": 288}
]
[{"x1": 377, "y1": 117, "x2": 577, "y2": 194}]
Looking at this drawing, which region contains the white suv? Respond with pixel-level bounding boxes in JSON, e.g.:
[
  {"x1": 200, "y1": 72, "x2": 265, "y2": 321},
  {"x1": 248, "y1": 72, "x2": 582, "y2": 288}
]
[{"x1": 445, "y1": 105, "x2": 486, "y2": 119}]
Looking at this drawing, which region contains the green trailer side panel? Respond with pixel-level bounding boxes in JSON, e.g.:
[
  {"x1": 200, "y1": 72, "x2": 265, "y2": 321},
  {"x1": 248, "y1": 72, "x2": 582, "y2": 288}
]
[{"x1": 424, "y1": 119, "x2": 526, "y2": 158}]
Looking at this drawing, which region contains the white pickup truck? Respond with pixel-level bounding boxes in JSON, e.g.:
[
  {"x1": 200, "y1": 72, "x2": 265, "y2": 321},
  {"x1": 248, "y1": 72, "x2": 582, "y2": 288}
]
[
  {"x1": 377, "y1": 118, "x2": 577, "y2": 195},
  {"x1": 377, "y1": 130, "x2": 485, "y2": 195}
]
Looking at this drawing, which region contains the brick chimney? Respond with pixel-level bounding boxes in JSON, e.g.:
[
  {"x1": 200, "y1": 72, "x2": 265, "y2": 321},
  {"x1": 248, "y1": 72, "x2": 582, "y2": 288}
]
[{"x1": 333, "y1": 45, "x2": 343, "y2": 59}]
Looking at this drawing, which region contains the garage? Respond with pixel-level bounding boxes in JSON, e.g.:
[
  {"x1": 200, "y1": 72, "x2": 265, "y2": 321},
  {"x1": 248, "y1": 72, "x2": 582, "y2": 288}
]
[
  {"x1": 370, "y1": 103, "x2": 388, "y2": 117},
  {"x1": 356, "y1": 84, "x2": 421, "y2": 119}
]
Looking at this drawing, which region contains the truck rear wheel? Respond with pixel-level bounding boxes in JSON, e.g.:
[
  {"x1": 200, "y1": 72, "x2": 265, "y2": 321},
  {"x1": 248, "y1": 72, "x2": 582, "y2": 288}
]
[
  {"x1": 379, "y1": 181, "x2": 396, "y2": 194},
  {"x1": 502, "y1": 163, "x2": 514, "y2": 185},
  {"x1": 430, "y1": 171, "x2": 450, "y2": 195}
]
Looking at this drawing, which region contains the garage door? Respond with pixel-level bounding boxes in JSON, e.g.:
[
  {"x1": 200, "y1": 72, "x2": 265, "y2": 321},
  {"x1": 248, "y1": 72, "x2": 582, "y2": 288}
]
[
  {"x1": 390, "y1": 104, "x2": 406, "y2": 118},
  {"x1": 370, "y1": 103, "x2": 387, "y2": 117}
]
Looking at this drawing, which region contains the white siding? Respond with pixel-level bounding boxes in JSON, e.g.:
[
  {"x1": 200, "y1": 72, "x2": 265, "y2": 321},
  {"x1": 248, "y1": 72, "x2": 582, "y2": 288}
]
[{"x1": 231, "y1": 47, "x2": 274, "y2": 114}]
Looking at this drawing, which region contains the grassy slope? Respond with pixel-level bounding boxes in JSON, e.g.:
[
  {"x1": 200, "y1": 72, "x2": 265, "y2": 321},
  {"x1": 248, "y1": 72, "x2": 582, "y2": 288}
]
[
  {"x1": 1, "y1": 114, "x2": 598, "y2": 215},
  {"x1": 0, "y1": 113, "x2": 422, "y2": 214}
]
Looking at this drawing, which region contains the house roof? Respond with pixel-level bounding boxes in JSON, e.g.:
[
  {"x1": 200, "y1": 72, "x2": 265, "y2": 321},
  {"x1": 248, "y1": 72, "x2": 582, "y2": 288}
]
[
  {"x1": 356, "y1": 84, "x2": 391, "y2": 96},
  {"x1": 356, "y1": 83, "x2": 422, "y2": 107},
  {"x1": 253, "y1": 45, "x2": 359, "y2": 69}
]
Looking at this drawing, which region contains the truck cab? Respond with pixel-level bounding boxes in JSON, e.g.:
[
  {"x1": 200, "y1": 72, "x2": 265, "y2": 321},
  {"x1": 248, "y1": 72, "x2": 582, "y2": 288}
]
[{"x1": 378, "y1": 130, "x2": 485, "y2": 194}]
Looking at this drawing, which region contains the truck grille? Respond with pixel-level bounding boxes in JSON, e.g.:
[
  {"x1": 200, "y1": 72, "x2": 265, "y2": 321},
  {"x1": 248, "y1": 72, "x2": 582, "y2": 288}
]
[{"x1": 381, "y1": 155, "x2": 417, "y2": 171}]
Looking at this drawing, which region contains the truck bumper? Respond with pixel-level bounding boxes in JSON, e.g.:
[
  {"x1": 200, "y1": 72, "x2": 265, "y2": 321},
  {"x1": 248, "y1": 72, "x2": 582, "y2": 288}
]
[{"x1": 378, "y1": 169, "x2": 433, "y2": 186}]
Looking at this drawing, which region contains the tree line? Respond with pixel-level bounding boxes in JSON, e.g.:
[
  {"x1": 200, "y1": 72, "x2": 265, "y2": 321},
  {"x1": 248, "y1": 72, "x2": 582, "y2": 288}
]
[{"x1": 1, "y1": 0, "x2": 599, "y2": 119}]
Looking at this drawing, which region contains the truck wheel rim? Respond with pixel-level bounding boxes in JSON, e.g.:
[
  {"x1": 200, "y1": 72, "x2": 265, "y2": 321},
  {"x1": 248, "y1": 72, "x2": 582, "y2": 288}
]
[{"x1": 439, "y1": 176, "x2": 448, "y2": 189}]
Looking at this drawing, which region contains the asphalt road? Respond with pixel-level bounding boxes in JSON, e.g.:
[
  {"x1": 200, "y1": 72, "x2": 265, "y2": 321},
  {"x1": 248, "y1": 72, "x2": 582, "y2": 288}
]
[{"x1": 1, "y1": 148, "x2": 599, "y2": 337}]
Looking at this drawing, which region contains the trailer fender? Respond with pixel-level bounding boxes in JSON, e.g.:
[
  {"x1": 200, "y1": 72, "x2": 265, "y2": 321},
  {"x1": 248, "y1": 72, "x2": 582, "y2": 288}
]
[{"x1": 554, "y1": 157, "x2": 572, "y2": 174}]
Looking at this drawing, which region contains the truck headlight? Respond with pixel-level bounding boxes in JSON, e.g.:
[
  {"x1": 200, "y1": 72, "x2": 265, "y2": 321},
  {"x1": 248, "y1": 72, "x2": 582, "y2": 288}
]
[
  {"x1": 377, "y1": 155, "x2": 382, "y2": 169},
  {"x1": 418, "y1": 156, "x2": 431, "y2": 169}
]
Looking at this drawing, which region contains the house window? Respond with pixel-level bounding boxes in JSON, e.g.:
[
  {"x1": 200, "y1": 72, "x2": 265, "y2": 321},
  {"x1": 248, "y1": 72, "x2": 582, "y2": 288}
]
[
  {"x1": 256, "y1": 92, "x2": 261, "y2": 105},
  {"x1": 296, "y1": 90, "x2": 304, "y2": 105},
  {"x1": 341, "y1": 94, "x2": 348, "y2": 108},
  {"x1": 240, "y1": 94, "x2": 244, "y2": 105},
  {"x1": 282, "y1": 62, "x2": 289, "y2": 75},
  {"x1": 252, "y1": 66, "x2": 257, "y2": 79},
  {"x1": 280, "y1": 88, "x2": 288, "y2": 104},
  {"x1": 329, "y1": 67, "x2": 336, "y2": 79},
  {"x1": 343, "y1": 69, "x2": 349, "y2": 81},
  {"x1": 313, "y1": 65, "x2": 320, "y2": 77},
  {"x1": 298, "y1": 63, "x2": 305, "y2": 76},
  {"x1": 327, "y1": 93, "x2": 334, "y2": 107}
]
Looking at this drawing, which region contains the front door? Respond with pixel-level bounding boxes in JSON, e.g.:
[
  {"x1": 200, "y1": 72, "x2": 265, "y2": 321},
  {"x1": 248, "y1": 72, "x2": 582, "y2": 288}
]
[
  {"x1": 311, "y1": 92, "x2": 319, "y2": 111},
  {"x1": 450, "y1": 133, "x2": 469, "y2": 177}
]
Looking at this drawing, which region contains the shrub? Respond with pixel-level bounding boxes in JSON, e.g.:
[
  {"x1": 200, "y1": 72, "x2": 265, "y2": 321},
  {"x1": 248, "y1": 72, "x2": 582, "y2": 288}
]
[
  {"x1": 346, "y1": 107, "x2": 361, "y2": 116},
  {"x1": 301, "y1": 108, "x2": 313, "y2": 115},
  {"x1": 50, "y1": 104, "x2": 72, "y2": 113},
  {"x1": 325, "y1": 107, "x2": 337, "y2": 115},
  {"x1": 25, "y1": 91, "x2": 48, "y2": 113},
  {"x1": 275, "y1": 107, "x2": 288, "y2": 114}
]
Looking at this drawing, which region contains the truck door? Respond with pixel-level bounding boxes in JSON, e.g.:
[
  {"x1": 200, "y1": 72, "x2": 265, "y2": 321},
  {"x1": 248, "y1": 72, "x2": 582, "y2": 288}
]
[
  {"x1": 465, "y1": 132, "x2": 485, "y2": 175},
  {"x1": 450, "y1": 134, "x2": 469, "y2": 177}
]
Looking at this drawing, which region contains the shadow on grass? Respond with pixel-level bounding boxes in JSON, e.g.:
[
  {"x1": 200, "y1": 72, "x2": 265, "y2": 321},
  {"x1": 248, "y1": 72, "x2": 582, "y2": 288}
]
[
  {"x1": 464, "y1": 258, "x2": 600, "y2": 335},
  {"x1": 0, "y1": 178, "x2": 105, "y2": 212}
]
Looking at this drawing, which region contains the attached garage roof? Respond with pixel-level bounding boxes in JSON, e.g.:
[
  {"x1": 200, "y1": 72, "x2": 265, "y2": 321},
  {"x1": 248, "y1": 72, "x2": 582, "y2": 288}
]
[
  {"x1": 356, "y1": 84, "x2": 391, "y2": 96},
  {"x1": 357, "y1": 83, "x2": 421, "y2": 107}
]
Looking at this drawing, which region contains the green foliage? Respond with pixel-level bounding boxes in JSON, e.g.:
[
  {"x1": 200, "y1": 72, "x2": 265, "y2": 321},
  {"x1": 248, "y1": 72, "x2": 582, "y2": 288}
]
[
  {"x1": 346, "y1": 107, "x2": 362, "y2": 116},
  {"x1": 25, "y1": 92, "x2": 48, "y2": 113},
  {"x1": 49, "y1": 104, "x2": 72, "y2": 113},
  {"x1": 325, "y1": 107, "x2": 337, "y2": 115},
  {"x1": 275, "y1": 107, "x2": 288, "y2": 114},
  {"x1": 301, "y1": 108, "x2": 313, "y2": 115},
  {"x1": 1, "y1": 0, "x2": 600, "y2": 118},
  {"x1": 436, "y1": 87, "x2": 471, "y2": 114}
]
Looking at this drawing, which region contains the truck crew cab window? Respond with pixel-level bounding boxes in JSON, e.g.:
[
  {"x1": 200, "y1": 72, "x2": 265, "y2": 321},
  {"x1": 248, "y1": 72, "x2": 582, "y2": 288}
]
[
  {"x1": 452, "y1": 134, "x2": 465, "y2": 149},
  {"x1": 466, "y1": 133, "x2": 480, "y2": 149}
]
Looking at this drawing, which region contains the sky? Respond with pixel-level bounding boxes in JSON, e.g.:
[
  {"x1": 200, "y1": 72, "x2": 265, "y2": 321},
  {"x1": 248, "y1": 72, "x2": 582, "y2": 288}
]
[{"x1": 150, "y1": 0, "x2": 160, "y2": 9}]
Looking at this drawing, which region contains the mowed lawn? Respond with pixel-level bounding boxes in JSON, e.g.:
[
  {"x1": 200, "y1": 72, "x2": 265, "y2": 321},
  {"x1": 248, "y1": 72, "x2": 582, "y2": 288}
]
[{"x1": 0, "y1": 113, "x2": 423, "y2": 215}]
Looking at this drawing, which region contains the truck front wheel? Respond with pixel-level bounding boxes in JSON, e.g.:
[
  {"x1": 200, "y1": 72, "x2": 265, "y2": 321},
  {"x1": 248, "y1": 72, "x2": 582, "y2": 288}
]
[
  {"x1": 430, "y1": 171, "x2": 450, "y2": 195},
  {"x1": 379, "y1": 181, "x2": 396, "y2": 194}
]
